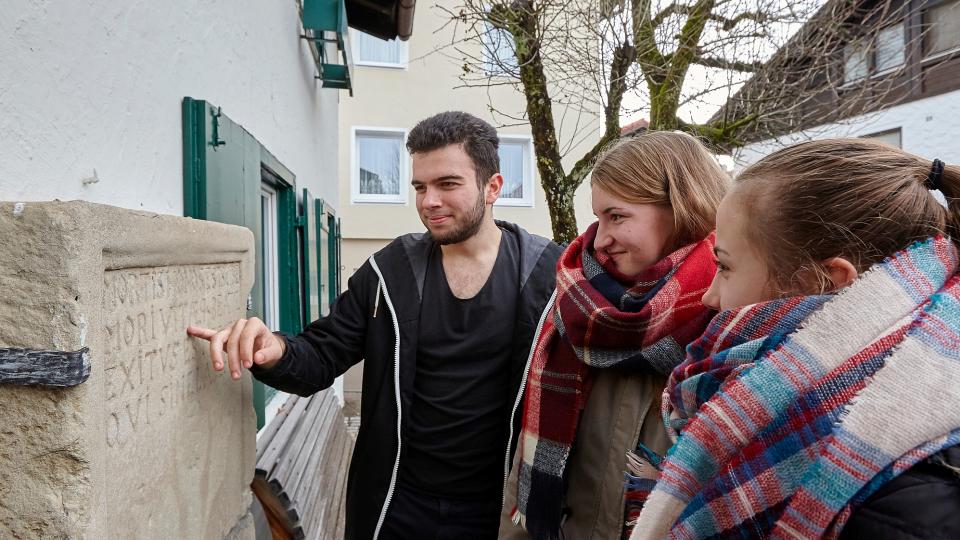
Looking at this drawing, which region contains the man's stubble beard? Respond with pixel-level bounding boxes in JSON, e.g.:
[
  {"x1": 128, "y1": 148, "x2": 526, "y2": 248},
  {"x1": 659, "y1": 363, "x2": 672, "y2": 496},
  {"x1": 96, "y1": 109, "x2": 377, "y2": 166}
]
[{"x1": 432, "y1": 190, "x2": 487, "y2": 246}]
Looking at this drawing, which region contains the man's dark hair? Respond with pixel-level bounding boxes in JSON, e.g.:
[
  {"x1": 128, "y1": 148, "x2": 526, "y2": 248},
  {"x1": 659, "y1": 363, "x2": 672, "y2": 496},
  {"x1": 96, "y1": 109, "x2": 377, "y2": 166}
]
[{"x1": 406, "y1": 111, "x2": 500, "y2": 187}]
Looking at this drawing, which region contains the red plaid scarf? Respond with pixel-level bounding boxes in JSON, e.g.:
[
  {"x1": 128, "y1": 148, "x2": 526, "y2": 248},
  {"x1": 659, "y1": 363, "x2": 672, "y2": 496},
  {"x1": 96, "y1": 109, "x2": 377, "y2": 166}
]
[{"x1": 510, "y1": 224, "x2": 716, "y2": 539}]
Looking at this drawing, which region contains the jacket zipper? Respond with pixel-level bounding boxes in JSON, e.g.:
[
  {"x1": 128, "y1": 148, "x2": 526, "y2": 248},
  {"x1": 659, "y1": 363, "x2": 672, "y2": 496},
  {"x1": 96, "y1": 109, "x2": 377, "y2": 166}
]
[
  {"x1": 369, "y1": 257, "x2": 402, "y2": 540},
  {"x1": 502, "y1": 289, "x2": 558, "y2": 506}
]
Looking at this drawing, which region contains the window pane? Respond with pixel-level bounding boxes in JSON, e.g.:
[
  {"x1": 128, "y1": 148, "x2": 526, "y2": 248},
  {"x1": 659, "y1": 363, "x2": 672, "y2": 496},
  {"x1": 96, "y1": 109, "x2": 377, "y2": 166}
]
[
  {"x1": 876, "y1": 23, "x2": 905, "y2": 71},
  {"x1": 483, "y1": 24, "x2": 519, "y2": 76},
  {"x1": 928, "y1": 0, "x2": 960, "y2": 56},
  {"x1": 356, "y1": 32, "x2": 403, "y2": 64},
  {"x1": 862, "y1": 128, "x2": 902, "y2": 148},
  {"x1": 357, "y1": 134, "x2": 403, "y2": 195},
  {"x1": 320, "y1": 216, "x2": 330, "y2": 316},
  {"x1": 305, "y1": 198, "x2": 320, "y2": 321},
  {"x1": 499, "y1": 142, "x2": 525, "y2": 199},
  {"x1": 843, "y1": 43, "x2": 869, "y2": 83}
]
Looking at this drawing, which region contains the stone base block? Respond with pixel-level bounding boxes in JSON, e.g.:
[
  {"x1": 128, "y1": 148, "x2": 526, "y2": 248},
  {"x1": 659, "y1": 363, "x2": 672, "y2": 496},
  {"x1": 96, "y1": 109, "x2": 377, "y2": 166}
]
[{"x1": 0, "y1": 201, "x2": 257, "y2": 539}]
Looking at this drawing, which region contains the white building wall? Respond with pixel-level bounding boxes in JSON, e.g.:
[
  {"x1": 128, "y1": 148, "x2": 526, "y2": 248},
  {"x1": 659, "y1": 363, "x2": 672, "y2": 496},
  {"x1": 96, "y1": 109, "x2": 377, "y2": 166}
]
[
  {"x1": 0, "y1": 0, "x2": 340, "y2": 214},
  {"x1": 732, "y1": 89, "x2": 960, "y2": 169}
]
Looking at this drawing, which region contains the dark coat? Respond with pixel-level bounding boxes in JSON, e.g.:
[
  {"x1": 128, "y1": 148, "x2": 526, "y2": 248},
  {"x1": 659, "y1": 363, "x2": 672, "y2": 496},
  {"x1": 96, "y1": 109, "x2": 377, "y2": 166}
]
[
  {"x1": 252, "y1": 221, "x2": 561, "y2": 540},
  {"x1": 840, "y1": 445, "x2": 960, "y2": 539}
]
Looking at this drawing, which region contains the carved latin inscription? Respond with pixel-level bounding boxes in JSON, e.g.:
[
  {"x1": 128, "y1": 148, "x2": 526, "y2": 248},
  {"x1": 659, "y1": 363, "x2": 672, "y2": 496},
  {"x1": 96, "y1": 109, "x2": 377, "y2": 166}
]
[{"x1": 102, "y1": 264, "x2": 241, "y2": 448}]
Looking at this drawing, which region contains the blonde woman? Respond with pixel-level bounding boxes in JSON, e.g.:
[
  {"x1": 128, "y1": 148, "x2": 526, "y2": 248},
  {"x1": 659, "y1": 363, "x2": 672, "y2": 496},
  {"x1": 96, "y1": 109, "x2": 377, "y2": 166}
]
[
  {"x1": 632, "y1": 139, "x2": 960, "y2": 539},
  {"x1": 500, "y1": 132, "x2": 729, "y2": 539}
]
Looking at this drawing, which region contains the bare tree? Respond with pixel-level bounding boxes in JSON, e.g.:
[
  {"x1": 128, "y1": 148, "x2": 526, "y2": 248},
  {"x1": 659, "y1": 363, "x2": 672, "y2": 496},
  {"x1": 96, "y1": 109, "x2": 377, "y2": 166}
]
[{"x1": 441, "y1": 0, "x2": 918, "y2": 242}]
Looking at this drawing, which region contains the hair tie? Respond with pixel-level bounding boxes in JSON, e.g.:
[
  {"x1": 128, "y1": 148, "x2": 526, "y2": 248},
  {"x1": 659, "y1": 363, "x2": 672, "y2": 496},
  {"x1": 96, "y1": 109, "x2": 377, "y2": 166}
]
[{"x1": 926, "y1": 158, "x2": 945, "y2": 191}]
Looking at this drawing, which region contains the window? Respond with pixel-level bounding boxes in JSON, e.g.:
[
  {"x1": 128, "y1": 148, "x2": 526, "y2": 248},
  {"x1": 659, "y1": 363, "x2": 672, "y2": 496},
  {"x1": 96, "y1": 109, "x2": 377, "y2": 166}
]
[
  {"x1": 260, "y1": 185, "x2": 280, "y2": 331},
  {"x1": 353, "y1": 30, "x2": 407, "y2": 67},
  {"x1": 352, "y1": 128, "x2": 408, "y2": 204},
  {"x1": 483, "y1": 24, "x2": 518, "y2": 76},
  {"x1": 875, "y1": 23, "x2": 905, "y2": 72},
  {"x1": 496, "y1": 135, "x2": 534, "y2": 207},
  {"x1": 843, "y1": 43, "x2": 869, "y2": 83},
  {"x1": 843, "y1": 22, "x2": 906, "y2": 83},
  {"x1": 926, "y1": 0, "x2": 960, "y2": 58},
  {"x1": 861, "y1": 128, "x2": 902, "y2": 148}
]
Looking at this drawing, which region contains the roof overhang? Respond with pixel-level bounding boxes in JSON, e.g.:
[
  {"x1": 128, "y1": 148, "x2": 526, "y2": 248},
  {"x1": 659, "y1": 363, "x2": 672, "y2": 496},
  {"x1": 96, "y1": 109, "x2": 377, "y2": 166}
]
[{"x1": 346, "y1": 0, "x2": 416, "y2": 41}]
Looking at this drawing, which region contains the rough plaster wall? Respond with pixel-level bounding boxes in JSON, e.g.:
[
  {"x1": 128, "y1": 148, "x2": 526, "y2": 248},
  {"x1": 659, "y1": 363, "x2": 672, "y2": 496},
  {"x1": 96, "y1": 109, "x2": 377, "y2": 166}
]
[
  {"x1": 732, "y1": 89, "x2": 960, "y2": 169},
  {"x1": 0, "y1": 0, "x2": 340, "y2": 214}
]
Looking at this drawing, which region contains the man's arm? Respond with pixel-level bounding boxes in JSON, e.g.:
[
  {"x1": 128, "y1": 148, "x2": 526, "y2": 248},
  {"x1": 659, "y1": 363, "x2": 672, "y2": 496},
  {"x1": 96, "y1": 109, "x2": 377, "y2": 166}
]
[{"x1": 187, "y1": 263, "x2": 373, "y2": 396}]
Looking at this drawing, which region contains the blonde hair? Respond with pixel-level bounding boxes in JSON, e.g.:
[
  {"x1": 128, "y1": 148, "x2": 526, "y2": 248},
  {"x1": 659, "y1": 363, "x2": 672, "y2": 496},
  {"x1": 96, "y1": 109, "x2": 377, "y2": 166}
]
[
  {"x1": 734, "y1": 138, "x2": 960, "y2": 294},
  {"x1": 591, "y1": 131, "x2": 729, "y2": 250}
]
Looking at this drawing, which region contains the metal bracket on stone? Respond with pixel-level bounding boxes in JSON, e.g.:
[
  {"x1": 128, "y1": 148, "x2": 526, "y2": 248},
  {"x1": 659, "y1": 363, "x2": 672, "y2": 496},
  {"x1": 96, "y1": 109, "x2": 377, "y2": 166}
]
[{"x1": 0, "y1": 347, "x2": 91, "y2": 387}]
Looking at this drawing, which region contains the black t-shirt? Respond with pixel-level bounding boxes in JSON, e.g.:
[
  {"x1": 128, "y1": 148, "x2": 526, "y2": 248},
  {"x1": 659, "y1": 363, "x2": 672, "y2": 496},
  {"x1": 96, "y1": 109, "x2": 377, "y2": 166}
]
[{"x1": 397, "y1": 230, "x2": 520, "y2": 500}]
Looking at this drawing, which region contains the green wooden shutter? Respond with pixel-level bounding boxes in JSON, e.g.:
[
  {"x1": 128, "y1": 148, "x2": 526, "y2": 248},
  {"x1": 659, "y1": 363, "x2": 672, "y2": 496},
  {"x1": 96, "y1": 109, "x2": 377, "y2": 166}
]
[
  {"x1": 182, "y1": 97, "x2": 302, "y2": 430},
  {"x1": 327, "y1": 210, "x2": 341, "y2": 307},
  {"x1": 302, "y1": 188, "x2": 323, "y2": 323}
]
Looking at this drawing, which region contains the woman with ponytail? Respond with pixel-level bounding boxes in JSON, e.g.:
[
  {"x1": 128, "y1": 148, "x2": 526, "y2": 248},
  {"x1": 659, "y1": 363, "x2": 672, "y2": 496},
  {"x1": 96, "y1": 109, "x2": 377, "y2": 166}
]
[
  {"x1": 631, "y1": 139, "x2": 960, "y2": 539},
  {"x1": 499, "y1": 131, "x2": 728, "y2": 539}
]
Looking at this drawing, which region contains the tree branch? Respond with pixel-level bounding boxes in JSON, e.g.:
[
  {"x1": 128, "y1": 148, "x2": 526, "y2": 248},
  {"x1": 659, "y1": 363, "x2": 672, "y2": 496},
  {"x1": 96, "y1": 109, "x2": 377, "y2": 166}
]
[
  {"x1": 692, "y1": 55, "x2": 765, "y2": 72},
  {"x1": 651, "y1": 2, "x2": 690, "y2": 28},
  {"x1": 710, "y1": 11, "x2": 770, "y2": 31}
]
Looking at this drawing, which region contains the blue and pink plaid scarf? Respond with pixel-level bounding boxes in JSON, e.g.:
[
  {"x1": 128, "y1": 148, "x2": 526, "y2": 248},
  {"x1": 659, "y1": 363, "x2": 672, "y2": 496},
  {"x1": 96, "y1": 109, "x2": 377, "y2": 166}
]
[
  {"x1": 631, "y1": 236, "x2": 960, "y2": 539},
  {"x1": 511, "y1": 224, "x2": 717, "y2": 539}
]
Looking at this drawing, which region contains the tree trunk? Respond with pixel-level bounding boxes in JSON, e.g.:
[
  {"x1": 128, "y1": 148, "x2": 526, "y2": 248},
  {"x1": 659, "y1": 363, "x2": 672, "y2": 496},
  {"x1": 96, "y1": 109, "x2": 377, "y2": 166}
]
[{"x1": 542, "y1": 178, "x2": 578, "y2": 244}]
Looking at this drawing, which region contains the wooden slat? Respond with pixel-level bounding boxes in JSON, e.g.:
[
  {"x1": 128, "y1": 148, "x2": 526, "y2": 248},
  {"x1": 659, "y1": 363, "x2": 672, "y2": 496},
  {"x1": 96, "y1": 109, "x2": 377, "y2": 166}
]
[
  {"x1": 336, "y1": 439, "x2": 353, "y2": 538},
  {"x1": 256, "y1": 395, "x2": 312, "y2": 476},
  {"x1": 304, "y1": 425, "x2": 344, "y2": 536},
  {"x1": 287, "y1": 394, "x2": 338, "y2": 504},
  {"x1": 278, "y1": 392, "x2": 335, "y2": 507},
  {"x1": 271, "y1": 391, "x2": 333, "y2": 491},
  {"x1": 257, "y1": 394, "x2": 300, "y2": 461},
  {"x1": 251, "y1": 387, "x2": 355, "y2": 540},
  {"x1": 315, "y1": 424, "x2": 349, "y2": 537},
  {"x1": 328, "y1": 435, "x2": 353, "y2": 540},
  {"x1": 0, "y1": 347, "x2": 90, "y2": 387},
  {"x1": 293, "y1": 395, "x2": 342, "y2": 537}
]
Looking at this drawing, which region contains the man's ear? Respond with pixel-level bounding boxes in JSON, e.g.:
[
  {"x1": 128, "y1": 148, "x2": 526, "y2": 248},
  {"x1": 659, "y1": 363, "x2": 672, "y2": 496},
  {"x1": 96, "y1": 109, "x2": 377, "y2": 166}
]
[
  {"x1": 821, "y1": 257, "x2": 859, "y2": 290},
  {"x1": 484, "y1": 173, "x2": 504, "y2": 204}
]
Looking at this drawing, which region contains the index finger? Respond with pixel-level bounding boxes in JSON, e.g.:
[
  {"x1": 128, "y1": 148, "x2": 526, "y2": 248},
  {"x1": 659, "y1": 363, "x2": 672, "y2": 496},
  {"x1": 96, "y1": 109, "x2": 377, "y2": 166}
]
[{"x1": 186, "y1": 325, "x2": 217, "y2": 340}]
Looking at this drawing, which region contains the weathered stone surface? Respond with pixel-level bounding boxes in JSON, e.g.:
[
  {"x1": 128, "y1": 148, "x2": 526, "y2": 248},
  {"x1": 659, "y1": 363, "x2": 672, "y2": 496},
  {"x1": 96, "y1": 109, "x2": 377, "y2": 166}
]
[{"x1": 0, "y1": 201, "x2": 257, "y2": 539}]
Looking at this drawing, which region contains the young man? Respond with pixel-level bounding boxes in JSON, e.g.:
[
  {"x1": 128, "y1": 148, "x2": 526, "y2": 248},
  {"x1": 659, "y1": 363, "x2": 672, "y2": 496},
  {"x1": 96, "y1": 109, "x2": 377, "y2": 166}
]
[{"x1": 187, "y1": 111, "x2": 561, "y2": 539}]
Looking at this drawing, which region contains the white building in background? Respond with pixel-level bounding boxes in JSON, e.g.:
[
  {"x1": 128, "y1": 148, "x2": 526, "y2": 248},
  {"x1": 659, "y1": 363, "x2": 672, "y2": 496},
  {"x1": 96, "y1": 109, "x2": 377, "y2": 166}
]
[
  {"x1": 0, "y1": 0, "x2": 417, "y2": 428},
  {"x1": 719, "y1": 0, "x2": 960, "y2": 168},
  {"x1": 335, "y1": 0, "x2": 604, "y2": 407}
]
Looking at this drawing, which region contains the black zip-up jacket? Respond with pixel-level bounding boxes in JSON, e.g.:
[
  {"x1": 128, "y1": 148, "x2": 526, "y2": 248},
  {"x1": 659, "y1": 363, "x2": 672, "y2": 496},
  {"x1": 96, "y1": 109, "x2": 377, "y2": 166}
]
[{"x1": 252, "y1": 221, "x2": 561, "y2": 539}]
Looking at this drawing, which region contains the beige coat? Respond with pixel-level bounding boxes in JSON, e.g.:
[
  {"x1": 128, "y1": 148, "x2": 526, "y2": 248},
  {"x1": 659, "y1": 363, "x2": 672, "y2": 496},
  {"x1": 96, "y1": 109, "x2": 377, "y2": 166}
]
[{"x1": 499, "y1": 369, "x2": 671, "y2": 539}]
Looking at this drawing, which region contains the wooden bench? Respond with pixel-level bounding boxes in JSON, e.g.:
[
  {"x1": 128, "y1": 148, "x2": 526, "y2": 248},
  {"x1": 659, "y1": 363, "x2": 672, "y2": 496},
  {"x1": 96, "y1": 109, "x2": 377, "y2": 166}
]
[{"x1": 253, "y1": 389, "x2": 353, "y2": 539}]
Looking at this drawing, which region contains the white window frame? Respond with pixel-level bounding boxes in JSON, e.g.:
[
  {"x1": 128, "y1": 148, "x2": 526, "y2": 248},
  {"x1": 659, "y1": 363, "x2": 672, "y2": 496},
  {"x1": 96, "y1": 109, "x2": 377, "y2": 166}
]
[
  {"x1": 351, "y1": 29, "x2": 408, "y2": 69},
  {"x1": 260, "y1": 184, "x2": 281, "y2": 330},
  {"x1": 351, "y1": 126, "x2": 410, "y2": 205},
  {"x1": 257, "y1": 183, "x2": 291, "y2": 436},
  {"x1": 495, "y1": 134, "x2": 535, "y2": 208},
  {"x1": 482, "y1": 23, "x2": 518, "y2": 77},
  {"x1": 861, "y1": 127, "x2": 902, "y2": 148}
]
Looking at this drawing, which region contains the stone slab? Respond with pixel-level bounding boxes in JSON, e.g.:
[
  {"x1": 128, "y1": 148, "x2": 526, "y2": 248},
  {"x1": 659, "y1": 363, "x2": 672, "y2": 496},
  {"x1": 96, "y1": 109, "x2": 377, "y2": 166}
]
[{"x1": 0, "y1": 201, "x2": 257, "y2": 539}]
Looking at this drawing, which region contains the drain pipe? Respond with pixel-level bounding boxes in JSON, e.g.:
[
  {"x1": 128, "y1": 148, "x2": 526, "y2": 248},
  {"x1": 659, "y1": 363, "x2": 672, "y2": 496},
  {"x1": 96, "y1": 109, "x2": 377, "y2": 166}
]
[{"x1": 396, "y1": 0, "x2": 416, "y2": 41}]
